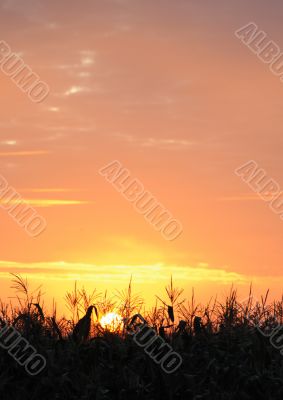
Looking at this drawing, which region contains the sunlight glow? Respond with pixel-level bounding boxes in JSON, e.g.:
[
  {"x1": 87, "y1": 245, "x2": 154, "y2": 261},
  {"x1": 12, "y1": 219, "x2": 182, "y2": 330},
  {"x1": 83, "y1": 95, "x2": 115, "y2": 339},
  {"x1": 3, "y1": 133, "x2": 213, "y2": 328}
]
[{"x1": 100, "y1": 312, "x2": 123, "y2": 331}]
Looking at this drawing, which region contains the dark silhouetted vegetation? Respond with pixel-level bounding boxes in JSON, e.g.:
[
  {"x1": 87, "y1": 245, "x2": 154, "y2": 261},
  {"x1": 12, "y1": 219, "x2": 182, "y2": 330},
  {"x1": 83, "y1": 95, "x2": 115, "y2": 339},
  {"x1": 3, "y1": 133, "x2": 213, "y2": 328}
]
[{"x1": 1, "y1": 275, "x2": 283, "y2": 399}]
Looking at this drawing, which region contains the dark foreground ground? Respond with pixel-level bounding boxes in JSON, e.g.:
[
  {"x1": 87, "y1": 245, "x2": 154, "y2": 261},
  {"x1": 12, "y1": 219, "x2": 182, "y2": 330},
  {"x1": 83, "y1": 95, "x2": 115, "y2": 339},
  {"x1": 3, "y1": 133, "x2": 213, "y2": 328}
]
[
  {"x1": 1, "y1": 323, "x2": 283, "y2": 400},
  {"x1": 2, "y1": 277, "x2": 283, "y2": 399}
]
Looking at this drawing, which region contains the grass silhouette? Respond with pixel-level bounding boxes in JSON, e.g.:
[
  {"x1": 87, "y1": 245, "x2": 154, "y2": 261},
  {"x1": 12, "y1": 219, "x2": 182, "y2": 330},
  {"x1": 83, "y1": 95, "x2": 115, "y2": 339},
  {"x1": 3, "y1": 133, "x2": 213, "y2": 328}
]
[{"x1": 0, "y1": 274, "x2": 283, "y2": 399}]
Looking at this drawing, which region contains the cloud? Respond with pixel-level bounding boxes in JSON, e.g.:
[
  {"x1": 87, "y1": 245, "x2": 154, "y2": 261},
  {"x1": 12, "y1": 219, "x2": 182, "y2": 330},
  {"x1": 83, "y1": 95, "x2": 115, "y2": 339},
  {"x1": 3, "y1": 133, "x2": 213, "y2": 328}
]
[
  {"x1": 0, "y1": 151, "x2": 49, "y2": 157},
  {"x1": 19, "y1": 188, "x2": 82, "y2": 193},
  {"x1": 141, "y1": 138, "x2": 194, "y2": 149},
  {"x1": 50, "y1": 50, "x2": 96, "y2": 75},
  {"x1": 0, "y1": 140, "x2": 17, "y2": 146},
  {"x1": 63, "y1": 86, "x2": 91, "y2": 96},
  {"x1": 41, "y1": 125, "x2": 95, "y2": 134},
  {"x1": 47, "y1": 107, "x2": 60, "y2": 112},
  {"x1": 0, "y1": 261, "x2": 250, "y2": 284},
  {"x1": 80, "y1": 50, "x2": 96, "y2": 66},
  {"x1": 114, "y1": 133, "x2": 194, "y2": 150},
  {"x1": 0, "y1": 199, "x2": 93, "y2": 208}
]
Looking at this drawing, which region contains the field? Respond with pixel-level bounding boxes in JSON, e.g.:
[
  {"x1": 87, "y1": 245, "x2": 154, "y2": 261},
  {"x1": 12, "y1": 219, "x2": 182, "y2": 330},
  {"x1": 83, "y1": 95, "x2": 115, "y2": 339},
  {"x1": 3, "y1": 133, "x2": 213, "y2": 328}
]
[{"x1": 0, "y1": 275, "x2": 283, "y2": 400}]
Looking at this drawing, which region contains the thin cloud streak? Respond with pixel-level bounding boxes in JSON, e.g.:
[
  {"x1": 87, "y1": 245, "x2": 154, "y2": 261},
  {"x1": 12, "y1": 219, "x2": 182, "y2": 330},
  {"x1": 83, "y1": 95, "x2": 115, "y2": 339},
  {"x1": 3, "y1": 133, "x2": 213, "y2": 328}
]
[
  {"x1": 114, "y1": 133, "x2": 194, "y2": 150},
  {"x1": 0, "y1": 151, "x2": 50, "y2": 157},
  {"x1": 0, "y1": 199, "x2": 93, "y2": 207},
  {"x1": 19, "y1": 188, "x2": 84, "y2": 193},
  {"x1": 0, "y1": 261, "x2": 250, "y2": 284}
]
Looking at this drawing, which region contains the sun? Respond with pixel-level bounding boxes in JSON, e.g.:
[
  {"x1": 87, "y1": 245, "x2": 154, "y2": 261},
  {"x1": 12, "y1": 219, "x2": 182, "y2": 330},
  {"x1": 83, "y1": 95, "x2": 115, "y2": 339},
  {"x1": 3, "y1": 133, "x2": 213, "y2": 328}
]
[{"x1": 100, "y1": 312, "x2": 123, "y2": 331}]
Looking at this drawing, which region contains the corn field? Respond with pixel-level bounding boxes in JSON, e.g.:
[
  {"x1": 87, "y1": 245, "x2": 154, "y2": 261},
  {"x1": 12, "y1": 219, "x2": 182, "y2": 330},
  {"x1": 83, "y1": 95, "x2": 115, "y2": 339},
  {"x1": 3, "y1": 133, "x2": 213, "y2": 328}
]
[{"x1": 1, "y1": 275, "x2": 283, "y2": 399}]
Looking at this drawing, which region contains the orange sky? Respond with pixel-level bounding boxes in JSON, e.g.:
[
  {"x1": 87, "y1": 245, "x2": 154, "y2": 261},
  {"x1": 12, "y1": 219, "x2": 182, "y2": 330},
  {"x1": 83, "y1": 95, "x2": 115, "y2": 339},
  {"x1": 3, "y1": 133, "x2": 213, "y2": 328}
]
[{"x1": 0, "y1": 0, "x2": 282, "y2": 314}]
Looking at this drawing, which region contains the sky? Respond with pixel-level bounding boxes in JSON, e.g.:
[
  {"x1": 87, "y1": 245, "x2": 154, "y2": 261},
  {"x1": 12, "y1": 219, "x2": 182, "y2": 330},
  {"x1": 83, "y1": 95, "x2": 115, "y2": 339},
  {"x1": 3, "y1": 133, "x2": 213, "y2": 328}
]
[{"x1": 0, "y1": 0, "x2": 282, "y2": 314}]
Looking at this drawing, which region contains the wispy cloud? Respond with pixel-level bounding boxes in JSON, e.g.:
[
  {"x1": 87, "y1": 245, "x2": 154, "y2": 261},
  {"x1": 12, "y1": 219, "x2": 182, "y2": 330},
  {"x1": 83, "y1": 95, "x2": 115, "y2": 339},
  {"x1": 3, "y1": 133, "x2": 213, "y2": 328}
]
[
  {"x1": 41, "y1": 125, "x2": 95, "y2": 133},
  {"x1": 114, "y1": 133, "x2": 194, "y2": 150},
  {"x1": 51, "y1": 50, "x2": 96, "y2": 71},
  {"x1": 19, "y1": 188, "x2": 83, "y2": 193},
  {"x1": 0, "y1": 151, "x2": 50, "y2": 157},
  {"x1": 0, "y1": 261, "x2": 250, "y2": 284},
  {"x1": 46, "y1": 106, "x2": 60, "y2": 112},
  {"x1": 0, "y1": 199, "x2": 93, "y2": 208},
  {"x1": 80, "y1": 50, "x2": 96, "y2": 66},
  {"x1": 64, "y1": 86, "x2": 90, "y2": 96},
  {"x1": 142, "y1": 138, "x2": 194, "y2": 149},
  {"x1": 0, "y1": 140, "x2": 17, "y2": 146}
]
